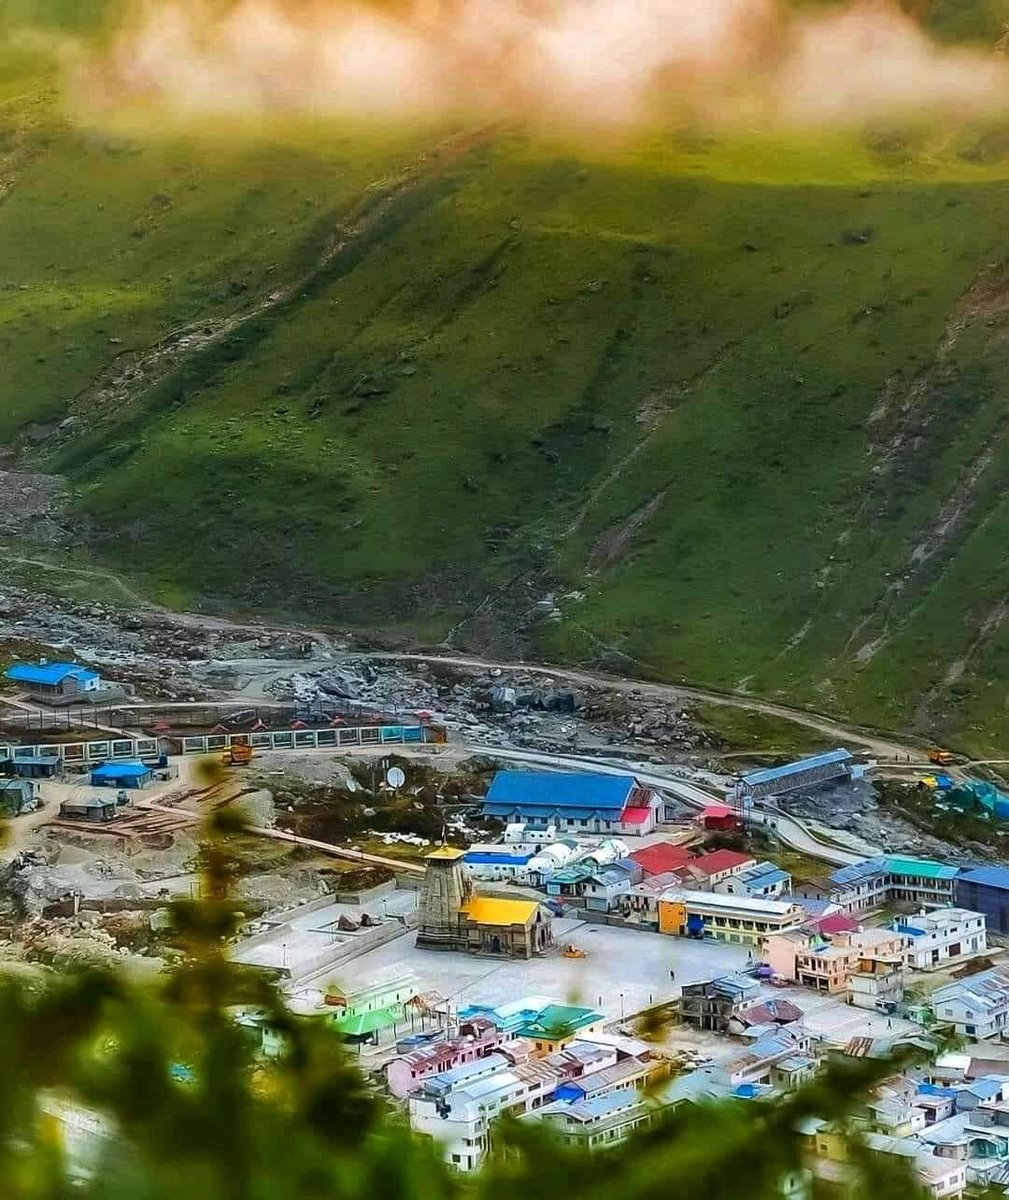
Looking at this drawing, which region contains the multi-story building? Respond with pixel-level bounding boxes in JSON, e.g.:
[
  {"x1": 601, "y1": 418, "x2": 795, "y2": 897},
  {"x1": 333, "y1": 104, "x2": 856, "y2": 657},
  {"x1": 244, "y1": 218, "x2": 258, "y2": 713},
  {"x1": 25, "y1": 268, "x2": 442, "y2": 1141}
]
[
  {"x1": 793, "y1": 942, "x2": 856, "y2": 995},
  {"x1": 764, "y1": 926, "x2": 907, "y2": 995},
  {"x1": 316, "y1": 971, "x2": 422, "y2": 1048},
  {"x1": 552, "y1": 1055, "x2": 659, "y2": 1104},
  {"x1": 715, "y1": 861, "x2": 792, "y2": 900},
  {"x1": 721, "y1": 1025, "x2": 814, "y2": 1088},
  {"x1": 886, "y1": 858, "x2": 960, "y2": 908},
  {"x1": 531, "y1": 1087, "x2": 658, "y2": 1149},
  {"x1": 581, "y1": 860, "x2": 642, "y2": 913},
  {"x1": 829, "y1": 857, "x2": 959, "y2": 915},
  {"x1": 679, "y1": 974, "x2": 761, "y2": 1032},
  {"x1": 408, "y1": 1054, "x2": 560, "y2": 1171},
  {"x1": 689, "y1": 849, "x2": 756, "y2": 887},
  {"x1": 932, "y1": 965, "x2": 1009, "y2": 1039},
  {"x1": 828, "y1": 859, "x2": 889, "y2": 914},
  {"x1": 894, "y1": 909, "x2": 986, "y2": 972},
  {"x1": 956, "y1": 867, "x2": 1009, "y2": 936},
  {"x1": 849, "y1": 955, "x2": 904, "y2": 1012},
  {"x1": 657, "y1": 890, "x2": 804, "y2": 947},
  {"x1": 385, "y1": 1017, "x2": 504, "y2": 1099},
  {"x1": 804, "y1": 1118, "x2": 967, "y2": 1199},
  {"x1": 917, "y1": 1101, "x2": 1009, "y2": 1189}
]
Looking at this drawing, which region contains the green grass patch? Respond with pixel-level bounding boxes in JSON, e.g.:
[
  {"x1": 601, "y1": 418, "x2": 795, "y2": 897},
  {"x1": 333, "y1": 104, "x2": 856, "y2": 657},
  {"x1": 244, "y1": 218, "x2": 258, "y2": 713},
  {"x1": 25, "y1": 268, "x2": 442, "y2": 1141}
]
[{"x1": 691, "y1": 703, "x2": 838, "y2": 761}]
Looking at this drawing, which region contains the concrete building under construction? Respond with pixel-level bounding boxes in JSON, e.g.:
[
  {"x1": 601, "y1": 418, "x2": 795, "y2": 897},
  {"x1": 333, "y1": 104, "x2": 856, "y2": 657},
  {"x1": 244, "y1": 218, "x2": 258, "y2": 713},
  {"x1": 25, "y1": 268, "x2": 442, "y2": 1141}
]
[{"x1": 415, "y1": 847, "x2": 553, "y2": 959}]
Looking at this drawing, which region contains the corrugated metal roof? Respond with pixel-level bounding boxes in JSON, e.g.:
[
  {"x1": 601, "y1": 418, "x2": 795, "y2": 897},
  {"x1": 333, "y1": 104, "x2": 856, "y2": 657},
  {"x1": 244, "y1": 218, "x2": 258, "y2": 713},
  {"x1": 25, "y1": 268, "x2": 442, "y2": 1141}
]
[
  {"x1": 739, "y1": 862, "x2": 790, "y2": 887},
  {"x1": 933, "y1": 965, "x2": 1009, "y2": 1013},
  {"x1": 331, "y1": 1004, "x2": 402, "y2": 1037},
  {"x1": 693, "y1": 849, "x2": 755, "y2": 875},
  {"x1": 829, "y1": 857, "x2": 888, "y2": 886},
  {"x1": 630, "y1": 842, "x2": 693, "y2": 876},
  {"x1": 550, "y1": 1087, "x2": 646, "y2": 1123},
  {"x1": 463, "y1": 851, "x2": 533, "y2": 866},
  {"x1": 574, "y1": 1057, "x2": 652, "y2": 1097},
  {"x1": 886, "y1": 856, "x2": 958, "y2": 881},
  {"x1": 459, "y1": 897, "x2": 539, "y2": 926},
  {"x1": 515, "y1": 1003, "x2": 602, "y2": 1039},
  {"x1": 660, "y1": 889, "x2": 800, "y2": 918},
  {"x1": 484, "y1": 771, "x2": 635, "y2": 815},
  {"x1": 958, "y1": 865, "x2": 1009, "y2": 890},
  {"x1": 6, "y1": 661, "x2": 98, "y2": 685},
  {"x1": 741, "y1": 749, "x2": 851, "y2": 788}
]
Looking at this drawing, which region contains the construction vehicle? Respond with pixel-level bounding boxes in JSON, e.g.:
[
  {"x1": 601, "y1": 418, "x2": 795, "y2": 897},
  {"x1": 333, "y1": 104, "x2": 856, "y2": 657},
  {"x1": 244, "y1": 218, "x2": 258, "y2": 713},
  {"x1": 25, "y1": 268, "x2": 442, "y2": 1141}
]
[
  {"x1": 928, "y1": 748, "x2": 954, "y2": 767},
  {"x1": 222, "y1": 743, "x2": 253, "y2": 766}
]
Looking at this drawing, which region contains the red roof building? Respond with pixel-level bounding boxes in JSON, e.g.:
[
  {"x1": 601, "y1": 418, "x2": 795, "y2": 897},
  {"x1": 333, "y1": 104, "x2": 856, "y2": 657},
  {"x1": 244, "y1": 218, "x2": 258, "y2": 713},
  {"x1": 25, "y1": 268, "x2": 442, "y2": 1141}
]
[
  {"x1": 811, "y1": 912, "x2": 859, "y2": 936},
  {"x1": 699, "y1": 804, "x2": 742, "y2": 832},
  {"x1": 630, "y1": 842, "x2": 694, "y2": 876},
  {"x1": 691, "y1": 849, "x2": 756, "y2": 884}
]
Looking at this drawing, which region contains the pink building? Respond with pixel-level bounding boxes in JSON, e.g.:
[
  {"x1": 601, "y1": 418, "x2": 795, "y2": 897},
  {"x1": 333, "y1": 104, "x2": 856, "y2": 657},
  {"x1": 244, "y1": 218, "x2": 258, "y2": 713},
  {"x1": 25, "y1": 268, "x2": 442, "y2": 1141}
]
[
  {"x1": 763, "y1": 926, "x2": 909, "y2": 996},
  {"x1": 386, "y1": 1017, "x2": 504, "y2": 1099}
]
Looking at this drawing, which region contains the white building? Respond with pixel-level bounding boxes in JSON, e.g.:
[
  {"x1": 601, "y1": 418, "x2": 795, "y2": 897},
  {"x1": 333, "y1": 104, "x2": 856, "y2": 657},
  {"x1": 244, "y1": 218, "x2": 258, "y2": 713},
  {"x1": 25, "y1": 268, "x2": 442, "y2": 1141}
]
[
  {"x1": 932, "y1": 965, "x2": 1009, "y2": 1039},
  {"x1": 848, "y1": 956, "x2": 904, "y2": 1012},
  {"x1": 408, "y1": 1053, "x2": 559, "y2": 1171},
  {"x1": 714, "y1": 861, "x2": 791, "y2": 900},
  {"x1": 893, "y1": 909, "x2": 986, "y2": 972},
  {"x1": 462, "y1": 849, "x2": 536, "y2": 882}
]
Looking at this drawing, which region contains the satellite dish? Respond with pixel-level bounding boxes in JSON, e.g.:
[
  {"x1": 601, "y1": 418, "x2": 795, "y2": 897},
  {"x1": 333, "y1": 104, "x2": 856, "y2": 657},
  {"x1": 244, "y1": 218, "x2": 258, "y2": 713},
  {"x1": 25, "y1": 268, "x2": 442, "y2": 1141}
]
[{"x1": 386, "y1": 766, "x2": 406, "y2": 789}]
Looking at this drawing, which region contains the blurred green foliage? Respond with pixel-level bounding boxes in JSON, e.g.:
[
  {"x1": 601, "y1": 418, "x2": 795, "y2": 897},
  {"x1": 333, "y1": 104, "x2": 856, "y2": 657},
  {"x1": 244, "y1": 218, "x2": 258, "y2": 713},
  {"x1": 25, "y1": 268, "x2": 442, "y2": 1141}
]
[{"x1": 0, "y1": 810, "x2": 931, "y2": 1199}]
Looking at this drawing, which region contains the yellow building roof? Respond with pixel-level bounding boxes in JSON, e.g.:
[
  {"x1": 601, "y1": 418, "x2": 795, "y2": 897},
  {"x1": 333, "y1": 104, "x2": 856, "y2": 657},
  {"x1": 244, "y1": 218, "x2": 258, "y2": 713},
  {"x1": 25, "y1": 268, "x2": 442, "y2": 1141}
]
[
  {"x1": 425, "y1": 846, "x2": 466, "y2": 861},
  {"x1": 460, "y1": 897, "x2": 539, "y2": 926}
]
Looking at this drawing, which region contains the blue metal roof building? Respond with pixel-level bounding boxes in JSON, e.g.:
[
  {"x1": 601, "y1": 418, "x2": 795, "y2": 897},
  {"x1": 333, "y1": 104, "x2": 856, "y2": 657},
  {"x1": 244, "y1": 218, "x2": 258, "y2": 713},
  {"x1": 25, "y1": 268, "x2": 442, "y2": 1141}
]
[
  {"x1": 483, "y1": 771, "x2": 636, "y2": 822},
  {"x1": 957, "y1": 865, "x2": 1009, "y2": 935},
  {"x1": 829, "y1": 857, "x2": 889, "y2": 887},
  {"x1": 6, "y1": 662, "x2": 100, "y2": 687},
  {"x1": 6, "y1": 754, "x2": 62, "y2": 778},
  {"x1": 463, "y1": 851, "x2": 534, "y2": 866}
]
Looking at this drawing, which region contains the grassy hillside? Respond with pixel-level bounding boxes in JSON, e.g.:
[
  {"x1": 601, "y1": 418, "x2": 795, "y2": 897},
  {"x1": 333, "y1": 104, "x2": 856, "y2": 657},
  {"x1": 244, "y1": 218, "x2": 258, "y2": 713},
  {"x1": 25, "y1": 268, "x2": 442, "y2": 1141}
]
[{"x1": 8, "y1": 15, "x2": 1009, "y2": 749}]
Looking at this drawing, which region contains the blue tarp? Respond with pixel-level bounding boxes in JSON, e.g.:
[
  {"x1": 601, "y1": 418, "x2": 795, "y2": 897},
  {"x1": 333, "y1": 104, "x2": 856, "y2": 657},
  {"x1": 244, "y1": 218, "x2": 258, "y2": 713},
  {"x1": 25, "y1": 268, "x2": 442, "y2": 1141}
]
[{"x1": 90, "y1": 761, "x2": 152, "y2": 786}]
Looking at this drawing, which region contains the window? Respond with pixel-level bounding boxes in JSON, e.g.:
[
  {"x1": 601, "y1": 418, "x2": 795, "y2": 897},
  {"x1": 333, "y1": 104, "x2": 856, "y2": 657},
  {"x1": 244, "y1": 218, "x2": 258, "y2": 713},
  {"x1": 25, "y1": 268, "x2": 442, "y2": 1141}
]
[{"x1": 452, "y1": 1155, "x2": 461, "y2": 1164}]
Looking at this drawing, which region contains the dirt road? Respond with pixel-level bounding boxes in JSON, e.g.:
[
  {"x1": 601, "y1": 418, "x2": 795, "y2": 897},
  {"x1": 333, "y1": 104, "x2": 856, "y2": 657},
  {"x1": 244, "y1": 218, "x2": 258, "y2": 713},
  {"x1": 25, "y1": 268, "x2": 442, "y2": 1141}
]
[{"x1": 358, "y1": 651, "x2": 929, "y2": 765}]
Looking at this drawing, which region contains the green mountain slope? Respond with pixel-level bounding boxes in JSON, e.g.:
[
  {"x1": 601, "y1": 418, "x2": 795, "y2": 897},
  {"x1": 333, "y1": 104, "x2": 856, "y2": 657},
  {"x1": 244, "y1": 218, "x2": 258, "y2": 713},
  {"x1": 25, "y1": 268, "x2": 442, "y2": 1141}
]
[{"x1": 8, "y1": 17, "x2": 1009, "y2": 749}]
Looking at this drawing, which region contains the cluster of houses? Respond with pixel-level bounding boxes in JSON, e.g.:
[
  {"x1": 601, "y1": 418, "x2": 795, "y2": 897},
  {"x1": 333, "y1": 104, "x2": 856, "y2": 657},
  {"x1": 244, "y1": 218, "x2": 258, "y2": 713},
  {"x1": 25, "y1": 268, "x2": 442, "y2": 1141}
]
[
  {"x1": 378, "y1": 974, "x2": 1009, "y2": 1196},
  {"x1": 224, "y1": 765, "x2": 1009, "y2": 1195},
  {"x1": 392, "y1": 996, "x2": 661, "y2": 1171}
]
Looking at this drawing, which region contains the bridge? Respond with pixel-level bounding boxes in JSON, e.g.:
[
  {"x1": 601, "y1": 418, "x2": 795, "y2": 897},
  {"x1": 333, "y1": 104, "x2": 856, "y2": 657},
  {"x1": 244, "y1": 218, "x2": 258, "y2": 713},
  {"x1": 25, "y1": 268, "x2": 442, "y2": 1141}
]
[{"x1": 727, "y1": 749, "x2": 855, "y2": 807}]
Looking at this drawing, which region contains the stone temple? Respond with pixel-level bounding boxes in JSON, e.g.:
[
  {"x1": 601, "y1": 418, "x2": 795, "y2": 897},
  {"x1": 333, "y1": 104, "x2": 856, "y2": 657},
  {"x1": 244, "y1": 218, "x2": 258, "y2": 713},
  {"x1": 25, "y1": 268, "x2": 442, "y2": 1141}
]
[{"x1": 415, "y1": 847, "x2": 553, "y2": 959}]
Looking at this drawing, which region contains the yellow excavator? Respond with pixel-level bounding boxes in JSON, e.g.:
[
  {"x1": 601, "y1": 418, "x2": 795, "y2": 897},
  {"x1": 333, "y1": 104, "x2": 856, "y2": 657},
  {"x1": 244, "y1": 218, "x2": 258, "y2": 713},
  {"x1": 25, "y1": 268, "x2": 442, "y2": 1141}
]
[{"x1": 222, "y1": 743, "x2": 254, "y2": 766}]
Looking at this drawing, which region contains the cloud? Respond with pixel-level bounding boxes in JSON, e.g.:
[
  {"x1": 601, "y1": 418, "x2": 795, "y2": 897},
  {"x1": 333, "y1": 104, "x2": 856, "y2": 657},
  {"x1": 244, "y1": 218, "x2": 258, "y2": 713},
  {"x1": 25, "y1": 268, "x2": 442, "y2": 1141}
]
[{"x1": 76, "y1": 0, "x2": 1009, "y2": 127}]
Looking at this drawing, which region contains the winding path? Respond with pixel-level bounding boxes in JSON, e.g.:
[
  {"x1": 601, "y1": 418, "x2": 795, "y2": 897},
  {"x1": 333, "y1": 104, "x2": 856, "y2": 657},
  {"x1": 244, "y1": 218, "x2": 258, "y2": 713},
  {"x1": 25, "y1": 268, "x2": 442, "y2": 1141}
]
[{"x1": 479, "y1": 745, "x2": 872, "y2": 867}]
